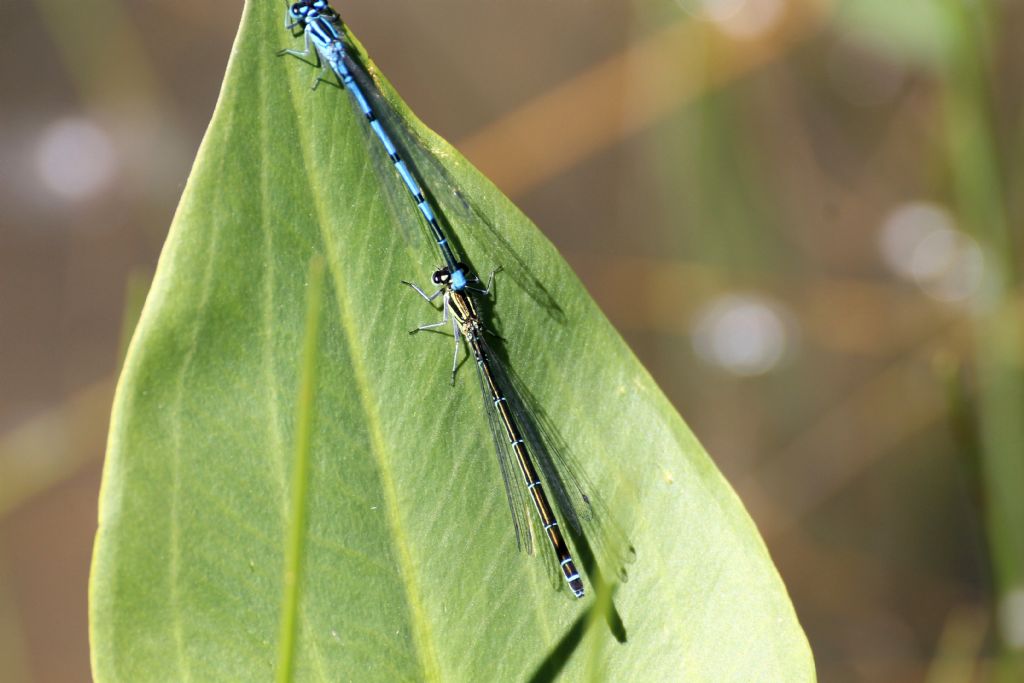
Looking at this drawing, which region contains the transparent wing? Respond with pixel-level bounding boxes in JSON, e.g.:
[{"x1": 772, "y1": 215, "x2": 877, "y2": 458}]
[
  {"x1": 474, "y1": 340, "x2": 572, "y2": 593},
  {"x1": 473, "y1": 349, "x2": 535, "y2": 557},
  {"x1": 335, "y1": 51, "x2": 451, "y2": 261},
  {"x1": 325, "y1": 52, "x2": 439, "y2": 259},
  {"x1": 390, "y1": 119, "x2": 565, "y2": 323},
  {"x1": 341, "y1": 47, "x2": 565, "y2": 322},
  {"x1": 477, "y1": 334, "x2": 636, "y2": 584},
  {"x1": 478, "y1": 335, "x2": 591, "y2": 531}
]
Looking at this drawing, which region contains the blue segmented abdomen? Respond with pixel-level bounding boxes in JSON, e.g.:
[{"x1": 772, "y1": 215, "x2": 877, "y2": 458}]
[
  {"x1": 300, "y1": 12, "x2": 464, "y2": 279},
  {"x1": 369, "y1": 120, "x2": 398, "y2": 155}
]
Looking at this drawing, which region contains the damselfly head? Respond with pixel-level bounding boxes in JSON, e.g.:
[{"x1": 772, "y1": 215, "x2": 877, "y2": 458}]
[
  {"x1": 300, "y1": 0, "x2": 339, "y2": 22},
  {"x1": 431, "y1": 263, "x2": 472, "y2": 286},
  {"x1": 288, "y1": 2, "x2": 310, "y2": 21}
]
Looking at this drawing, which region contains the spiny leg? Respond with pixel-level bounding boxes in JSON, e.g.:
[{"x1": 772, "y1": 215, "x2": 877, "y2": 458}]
[
  {"x1": 402, "y1": 281, "x2": 462, "y2": 381},
  {"x1": 409, "y1": 297, "x2": 449, "y2": 335},
  {"x1": 402, "y1": 280, "x2": 452, "y2": 335},
  {"x1": 312, "y1": 63, "x2": 332, "y2": 91},
  {"x1": 467, "y1": 268, "x2": 504, "y2": 340},
  {"x1": 401, "y1": 280, "x2": 444, "y2": 303},
  {"x1": 466, "y1": 266, "x2": 502, "y2": 297},
  {"x1": 277, "y1": 29, "x2": 318, "y2": 68}
]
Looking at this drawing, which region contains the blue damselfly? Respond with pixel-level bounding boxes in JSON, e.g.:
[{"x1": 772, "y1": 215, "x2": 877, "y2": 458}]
[{"x1": 279, "y1": 0, "x2": 609, "y2": 599}]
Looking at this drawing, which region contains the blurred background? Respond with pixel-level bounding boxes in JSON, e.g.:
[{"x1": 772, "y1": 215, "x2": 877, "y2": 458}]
[{"x1": 2, "y1": 0, "x2": 1023, "y2": 680}]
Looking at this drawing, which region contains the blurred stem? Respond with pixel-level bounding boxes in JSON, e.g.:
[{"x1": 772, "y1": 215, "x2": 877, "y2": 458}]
[
  {"x1": 31, "y1": 0, "x2": 164, "y2": 114},
  {"x1": 940, "y1": 0, "x2": 1024, "y2": 677},
  {"x1": 661, "y1": 89, "x2": 787, "y2": 273},
  {"x1": 0, "y1": 377, "x2": 114, "y2": 519},
  {"x1": 0, "y1": 552, "x2": 31, "y2": 683},
  {"x1": 925, "y1": 605, "x2": 988, "y2": 683}
]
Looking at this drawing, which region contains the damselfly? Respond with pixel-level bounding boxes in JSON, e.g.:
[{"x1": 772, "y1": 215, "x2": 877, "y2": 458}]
[
  {"x1": 278, "y1": 0, "x2": 468, "y2": 291},
  {"x1": 279, "y1": 0, "x2": 600, "y2": 599},
  {"x1": 403, "y1": 264, "x2": 588, "y2": 598}
]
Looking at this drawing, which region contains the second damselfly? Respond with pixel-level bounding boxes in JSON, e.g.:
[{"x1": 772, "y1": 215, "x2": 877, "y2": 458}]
[{"x1": 403, "y1": 264, "x2": 586, "y2": 598}]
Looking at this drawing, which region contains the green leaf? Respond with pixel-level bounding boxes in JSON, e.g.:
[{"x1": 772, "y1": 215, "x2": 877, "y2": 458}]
[{"x1": 89, "y1": 2, "x2": 814, "y2": 681}]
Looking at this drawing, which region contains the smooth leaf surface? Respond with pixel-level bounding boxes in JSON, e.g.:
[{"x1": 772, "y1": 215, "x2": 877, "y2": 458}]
[{"x1": 89, "y1": 2, "x2": 815, "y2": 681}]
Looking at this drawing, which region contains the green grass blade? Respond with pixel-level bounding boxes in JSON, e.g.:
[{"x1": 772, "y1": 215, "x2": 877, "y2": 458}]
[
  {"x1": 89, "y1": 2, "x2": 814, "y2": 680},
  {"x1": 938, "y1": 1, "x2": 1024, "y2": 678},
  {"x1": 276, "y1": 256, "x2": 325, "y2": 683}
]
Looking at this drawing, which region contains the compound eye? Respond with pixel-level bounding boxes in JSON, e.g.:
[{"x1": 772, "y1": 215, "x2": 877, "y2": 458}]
[
  {"x1": 290, "y1": 3, "x2": 306, "y2": 16},
  {"x1": 432, "y1": 272, "x2": 443, "y2": 284}
]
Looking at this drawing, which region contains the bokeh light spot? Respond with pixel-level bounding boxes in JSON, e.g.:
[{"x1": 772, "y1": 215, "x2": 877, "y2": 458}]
[
  {"x1": 698, "y1": 0, "x2": 786, "y2": 39},
  {"x1": 34, "y1": 117, "x2": 118, "y2": 201},
  {"x1": 999, "y1": 587, "x2": 1024, "y2": 649},
  {"x1": 879, "y1": 201, "x2": 984, "y2": 303},
  {"x1": 692, "y1": 294, "x2": 791, "y2": 376}
]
